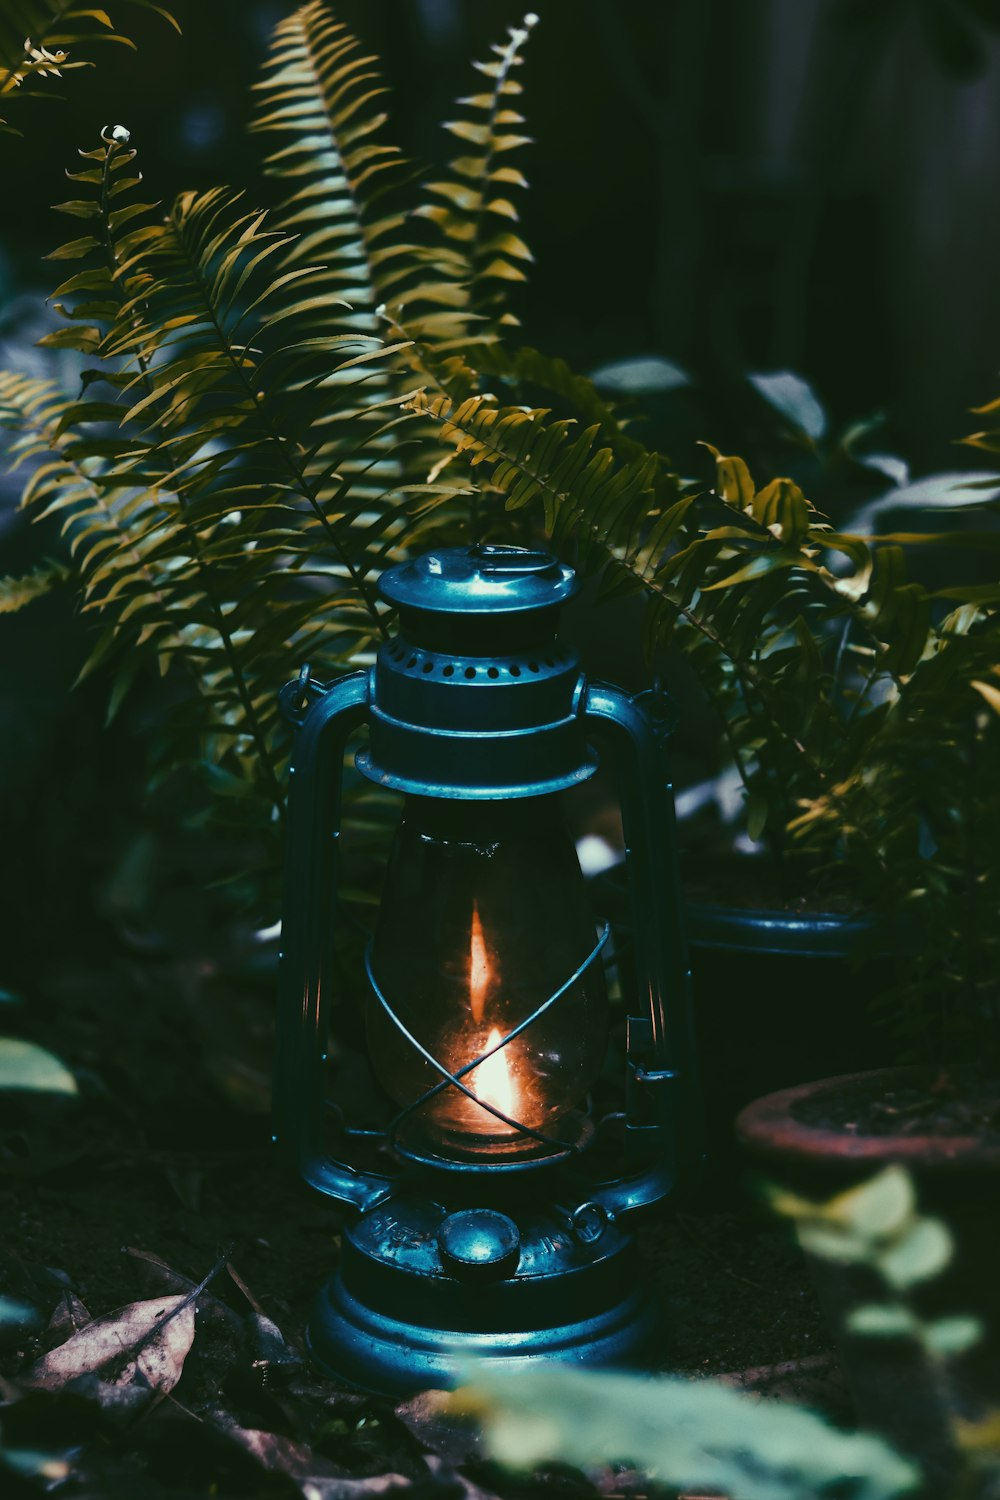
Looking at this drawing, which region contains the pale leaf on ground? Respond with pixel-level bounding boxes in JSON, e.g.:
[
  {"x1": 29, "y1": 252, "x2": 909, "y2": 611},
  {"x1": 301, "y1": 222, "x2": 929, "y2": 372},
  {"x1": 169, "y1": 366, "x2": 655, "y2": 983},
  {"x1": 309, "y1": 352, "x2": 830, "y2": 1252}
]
[
  {"x1": 395, "y1": 1388, "x2": 486, "y2": 1466},
  {"x1": 23, "y1": 1294, "x2": 195, "y2": 1396}
]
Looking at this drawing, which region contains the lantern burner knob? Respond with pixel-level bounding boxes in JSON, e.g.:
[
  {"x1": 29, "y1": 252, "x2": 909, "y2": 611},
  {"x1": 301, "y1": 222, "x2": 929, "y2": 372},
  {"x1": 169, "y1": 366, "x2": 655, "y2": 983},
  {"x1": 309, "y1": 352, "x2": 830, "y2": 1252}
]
[{"x1": 437, "y1": 1209, "x2": 521, "y2": 1282}]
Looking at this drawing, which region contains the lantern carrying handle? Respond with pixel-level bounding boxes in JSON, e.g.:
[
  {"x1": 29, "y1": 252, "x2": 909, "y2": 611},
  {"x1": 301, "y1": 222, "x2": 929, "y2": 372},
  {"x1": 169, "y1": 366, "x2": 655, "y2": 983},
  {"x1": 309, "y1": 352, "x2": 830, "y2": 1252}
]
[
  {"x1": 583, "y1": 682, "x2": 705, "y2": 1193},
  {"x1": 273, "y1": 667, "x2": 395, "y2": 1215}
]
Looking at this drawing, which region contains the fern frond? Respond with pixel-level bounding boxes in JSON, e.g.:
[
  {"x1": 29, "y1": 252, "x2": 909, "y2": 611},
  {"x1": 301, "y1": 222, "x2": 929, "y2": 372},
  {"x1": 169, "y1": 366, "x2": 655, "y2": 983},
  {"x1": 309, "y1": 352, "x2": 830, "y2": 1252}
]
[
  {"x1": 250, "y1": 5, "x2": 478, "y2": 526},
  {"x1": 472, "y1": 342, "x2": 665, "y2": 466},
  {"x1": 2, "y1": 4, "x2": 484, "y2": 839},
  {"x1": 408, "y1": 387, "x2": 678, "y2": 573},
  {"x1": 112, "y1": 182, "x2": 421, "y2": 617},
  {"x1": 3, "y1": 126, "x2": 470, "y2": 832},
  {"x1": 410, "y1": 387, "x2": 941, "y2": 858},
  {"x1": 413, "y1": 13, "x2": 538, "y2": 338},
  {"x1": 40, "y1": 128, "x2": 159, "y2": 369},
  {"x1": 0, "y1": 369, "x2": 196, "y2": 687},
  {"x1": 251, "y1": 1, "x2": 414, "y2": 339},
  {"x1": 2, "y1": 165, "x2": 296, "y2": 817},
  {"x1": 411, "y1": 386, "x2": 932, "y2": 680}
]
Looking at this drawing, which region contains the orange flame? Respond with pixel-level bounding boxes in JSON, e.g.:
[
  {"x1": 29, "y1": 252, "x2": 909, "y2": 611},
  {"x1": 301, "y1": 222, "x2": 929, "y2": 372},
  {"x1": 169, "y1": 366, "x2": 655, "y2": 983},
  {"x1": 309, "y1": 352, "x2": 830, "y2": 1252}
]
[
  {"x1": 469, "y1": 901, "x2": 491, "y2": 1024},
  {"x1": 473, "y1": 1026, "x2": 515, "y2": 1119}
]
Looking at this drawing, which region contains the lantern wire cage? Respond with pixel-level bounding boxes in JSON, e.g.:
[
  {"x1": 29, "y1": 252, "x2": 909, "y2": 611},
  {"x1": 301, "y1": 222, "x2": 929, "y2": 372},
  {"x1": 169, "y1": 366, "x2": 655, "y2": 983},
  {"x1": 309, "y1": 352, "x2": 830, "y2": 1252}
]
[{"x1": 360, "y1": 922, "x2": 612, "y2": 1163}]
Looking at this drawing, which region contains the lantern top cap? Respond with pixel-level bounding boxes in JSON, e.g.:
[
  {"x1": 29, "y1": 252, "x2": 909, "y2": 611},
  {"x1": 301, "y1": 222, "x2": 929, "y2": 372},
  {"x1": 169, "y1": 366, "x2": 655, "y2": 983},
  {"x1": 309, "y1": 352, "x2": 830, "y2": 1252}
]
[{"x1": 379, "y1": 544, "x2": 578, "y2": 616}]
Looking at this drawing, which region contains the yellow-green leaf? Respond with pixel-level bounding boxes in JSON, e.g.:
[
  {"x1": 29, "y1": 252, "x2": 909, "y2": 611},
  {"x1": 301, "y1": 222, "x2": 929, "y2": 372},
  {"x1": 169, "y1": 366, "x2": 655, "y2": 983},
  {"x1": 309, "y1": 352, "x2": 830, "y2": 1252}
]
[{"x1": 0, "y1": 1039, "x2": 77, "y2": 1095}]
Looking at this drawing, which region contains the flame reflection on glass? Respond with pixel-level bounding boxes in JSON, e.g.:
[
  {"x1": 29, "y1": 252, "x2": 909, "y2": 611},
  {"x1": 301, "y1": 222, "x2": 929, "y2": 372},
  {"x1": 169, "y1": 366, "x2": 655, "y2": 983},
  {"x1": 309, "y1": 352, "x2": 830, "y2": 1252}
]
[
  {"x1": 367, "y1": 795, "x2": 608, "y2": 1157},
  {"x1": 472, "y1": 1025, "x2": 516, "y2": 1121}
]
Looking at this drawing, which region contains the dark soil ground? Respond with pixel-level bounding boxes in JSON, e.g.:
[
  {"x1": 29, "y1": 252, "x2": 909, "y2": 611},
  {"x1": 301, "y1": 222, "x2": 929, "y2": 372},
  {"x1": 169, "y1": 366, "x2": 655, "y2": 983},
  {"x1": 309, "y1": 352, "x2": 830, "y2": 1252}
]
[
  {"x1": 1, "y1": 1120, "x2": 829, "y2": 1384},
  {"x1": 0, "y1": 943, "x2": 839, "y2": 1499}
]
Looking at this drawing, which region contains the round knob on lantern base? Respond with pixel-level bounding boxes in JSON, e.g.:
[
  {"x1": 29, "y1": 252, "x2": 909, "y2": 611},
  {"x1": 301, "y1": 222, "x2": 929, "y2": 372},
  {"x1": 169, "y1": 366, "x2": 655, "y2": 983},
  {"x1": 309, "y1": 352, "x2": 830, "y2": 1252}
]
[
  {"x1": 437, "y1": 1209, "x2": 520, "y2": 1282},
  {"x1": 308, "y1": 1197, "x2": 654, "y2": 1392}
]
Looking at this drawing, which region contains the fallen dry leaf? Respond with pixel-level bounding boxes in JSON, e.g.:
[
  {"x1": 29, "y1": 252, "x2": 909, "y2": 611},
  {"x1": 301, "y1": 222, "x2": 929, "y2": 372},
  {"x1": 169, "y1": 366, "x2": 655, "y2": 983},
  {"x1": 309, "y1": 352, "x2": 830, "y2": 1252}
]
[
  {"x1": 214, "y1": 1422, "x2": 318, "y2": 1478},
  {"x1": 22, "y1": 1294, "x2": 195, "y2": 1397},
  {"x1": 395, "y1": 1389, "x2": 486, "y2": 1467},
  {"x1": 422, "y1": 1454, "x2": 504, "y2": 1500},
  {"x1": 45, "y1": 1290, "x2": 92, "y2": 1346},
  {"x1": 248, "y1": 1310, "x2": 300, "y2": 1373},
  {"x1": 300, "y1": 1477, "x2": 414, "y2": 1500},
  {"x1": 211, "y1": 1413, "x2": 414, "y2": 1500}
]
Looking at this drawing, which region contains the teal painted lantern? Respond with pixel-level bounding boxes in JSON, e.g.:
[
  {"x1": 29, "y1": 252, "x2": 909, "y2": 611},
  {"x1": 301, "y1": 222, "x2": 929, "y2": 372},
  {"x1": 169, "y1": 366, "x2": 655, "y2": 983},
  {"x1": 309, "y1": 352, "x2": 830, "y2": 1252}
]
[{"x1": 274, "y1": 544, "x2": 701, "y2": 1392}]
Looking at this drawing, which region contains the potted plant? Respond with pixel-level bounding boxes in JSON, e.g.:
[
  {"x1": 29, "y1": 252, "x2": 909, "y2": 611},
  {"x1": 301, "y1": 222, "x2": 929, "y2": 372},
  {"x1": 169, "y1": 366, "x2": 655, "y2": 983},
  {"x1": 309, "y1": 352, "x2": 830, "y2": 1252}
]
[
  {"x1": 717, "y1": 395, "x2": 1000, "y2": 1454},
  {"x1": 393, "y1": 328, "x2": 1000, "y2": 1127},
  {"x1": 734, "y1": 1087, "x2": 1000, "y2": 1489}
]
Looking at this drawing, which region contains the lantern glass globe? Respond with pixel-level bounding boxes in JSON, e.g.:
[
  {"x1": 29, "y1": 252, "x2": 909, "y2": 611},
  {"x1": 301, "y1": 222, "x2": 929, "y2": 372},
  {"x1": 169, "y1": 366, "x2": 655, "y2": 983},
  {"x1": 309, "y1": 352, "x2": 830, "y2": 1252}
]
[{"x1": 366, "y1": 795, "x2": 608, "y2": 1159}]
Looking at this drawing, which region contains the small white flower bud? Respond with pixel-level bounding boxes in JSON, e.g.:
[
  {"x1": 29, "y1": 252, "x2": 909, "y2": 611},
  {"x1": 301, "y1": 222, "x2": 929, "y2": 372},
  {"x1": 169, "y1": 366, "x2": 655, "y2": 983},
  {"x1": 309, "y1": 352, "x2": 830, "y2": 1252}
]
[{"x1": 101, "y1": 124, "x2": 131, "y2": 146}]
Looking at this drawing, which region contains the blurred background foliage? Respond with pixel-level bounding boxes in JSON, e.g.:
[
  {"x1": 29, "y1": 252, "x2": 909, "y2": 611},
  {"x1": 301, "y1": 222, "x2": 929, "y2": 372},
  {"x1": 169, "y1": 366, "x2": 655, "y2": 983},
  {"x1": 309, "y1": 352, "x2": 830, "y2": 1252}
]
[
  {"x1": 7, "y1": 0, "x2": 1000, "y2": 469},
  {"x1": 3, "y1": 0, "x2": 1000, "y2": 990}
]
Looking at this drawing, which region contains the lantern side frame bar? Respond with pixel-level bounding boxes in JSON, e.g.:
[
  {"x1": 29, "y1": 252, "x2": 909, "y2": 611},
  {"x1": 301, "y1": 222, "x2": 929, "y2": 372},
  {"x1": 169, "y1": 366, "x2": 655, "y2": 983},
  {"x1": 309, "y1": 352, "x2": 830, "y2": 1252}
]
[
  {"x1": 273, "y1": 667, "x2": 395, "y2": 1214},
  {"x1": 583, "y1": 681, "x2": 705, "y2": 1185}
]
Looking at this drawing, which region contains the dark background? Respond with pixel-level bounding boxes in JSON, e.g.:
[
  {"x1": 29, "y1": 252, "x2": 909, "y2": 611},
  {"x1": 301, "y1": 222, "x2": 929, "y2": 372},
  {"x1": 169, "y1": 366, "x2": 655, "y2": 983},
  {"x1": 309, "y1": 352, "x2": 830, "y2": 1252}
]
[
  {"x1": 3, "y1": 0, "x2": 1000, "y2": 969},
  {"x1": 5, "y1": 0, "x2": 1000, "y2": 466}
]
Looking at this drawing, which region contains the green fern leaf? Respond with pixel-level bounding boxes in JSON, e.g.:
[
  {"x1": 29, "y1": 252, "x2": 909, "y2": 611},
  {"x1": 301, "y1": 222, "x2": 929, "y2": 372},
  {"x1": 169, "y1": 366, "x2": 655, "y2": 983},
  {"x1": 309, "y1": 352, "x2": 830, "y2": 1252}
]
[
  {"x1": 251, "y1": 1, "x2": 412, "y2": 338},
  {"x1": 413, "y1": 13, "x2": 538, "y2": 335}
]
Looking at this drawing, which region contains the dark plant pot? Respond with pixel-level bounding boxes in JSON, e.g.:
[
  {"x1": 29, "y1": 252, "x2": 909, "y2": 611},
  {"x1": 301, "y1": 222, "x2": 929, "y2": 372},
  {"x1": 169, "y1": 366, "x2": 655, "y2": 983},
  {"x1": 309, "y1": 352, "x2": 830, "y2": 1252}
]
[
  {"x1": 593, "y1": 873, "x2": 898, "y2": 1172},
  {"x1": 684, "y1": 903, "x2": 896, "y2": 1170},
  {"x1": 736, "y1": 1068, "x2": 1000, "y2": 1483}
]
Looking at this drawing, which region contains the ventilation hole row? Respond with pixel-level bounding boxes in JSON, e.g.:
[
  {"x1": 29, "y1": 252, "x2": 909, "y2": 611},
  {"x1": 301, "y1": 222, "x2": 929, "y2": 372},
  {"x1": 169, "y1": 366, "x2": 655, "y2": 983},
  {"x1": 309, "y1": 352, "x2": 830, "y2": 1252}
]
[{"x1": 386, "y1": 646, "x2": 556, "y2": 678}]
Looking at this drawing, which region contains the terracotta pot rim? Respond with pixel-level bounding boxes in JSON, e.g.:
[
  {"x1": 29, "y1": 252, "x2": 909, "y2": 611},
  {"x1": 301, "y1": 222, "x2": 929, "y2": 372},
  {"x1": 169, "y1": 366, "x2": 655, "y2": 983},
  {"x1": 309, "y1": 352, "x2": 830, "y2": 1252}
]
[{"x1": 735, "y1": 1066, "x2": 1000, "y2": 1171}]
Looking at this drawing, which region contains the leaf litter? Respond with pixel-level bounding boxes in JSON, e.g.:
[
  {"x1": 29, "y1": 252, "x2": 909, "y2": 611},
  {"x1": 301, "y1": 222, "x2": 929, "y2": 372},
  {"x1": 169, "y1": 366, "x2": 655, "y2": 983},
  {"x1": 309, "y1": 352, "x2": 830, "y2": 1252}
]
[
  {"x1": 0, "y1": 1181, "x2": 834, "y2": 1500},
  {"x1": 0, "y1": 1238, "x2": 512, "y2": 1500}
]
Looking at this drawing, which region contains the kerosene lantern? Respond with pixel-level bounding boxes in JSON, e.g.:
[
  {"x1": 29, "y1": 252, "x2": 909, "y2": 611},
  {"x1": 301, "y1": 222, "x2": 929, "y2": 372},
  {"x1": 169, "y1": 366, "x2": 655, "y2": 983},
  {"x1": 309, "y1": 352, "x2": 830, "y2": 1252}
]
[{"x1": 274, "y1": 544, "x2": 701, "y2": 1392}]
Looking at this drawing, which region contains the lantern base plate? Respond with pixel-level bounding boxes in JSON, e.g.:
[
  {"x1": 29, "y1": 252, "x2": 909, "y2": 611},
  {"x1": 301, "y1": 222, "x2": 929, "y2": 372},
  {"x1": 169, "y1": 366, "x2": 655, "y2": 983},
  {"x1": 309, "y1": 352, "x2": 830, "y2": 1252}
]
[
  {"x1": 307, "y1": 1274, "x2": 656, "y2": 1395},
  {"x1": 305, "y1": 1190, "x2": 658, "y2": 1395}
]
